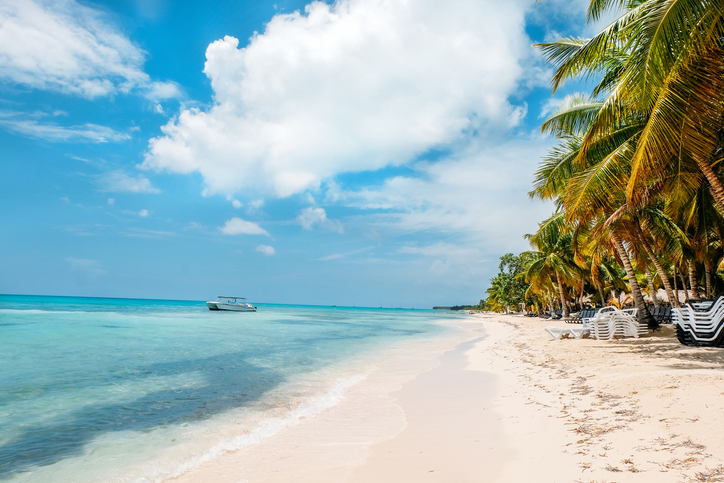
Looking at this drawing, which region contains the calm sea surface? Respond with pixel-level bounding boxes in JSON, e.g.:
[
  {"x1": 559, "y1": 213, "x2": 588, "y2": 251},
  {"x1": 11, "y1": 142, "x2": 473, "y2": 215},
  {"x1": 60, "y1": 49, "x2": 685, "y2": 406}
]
[{"x1": 0, "y1": 295, "x2": 462, "y2": 482}]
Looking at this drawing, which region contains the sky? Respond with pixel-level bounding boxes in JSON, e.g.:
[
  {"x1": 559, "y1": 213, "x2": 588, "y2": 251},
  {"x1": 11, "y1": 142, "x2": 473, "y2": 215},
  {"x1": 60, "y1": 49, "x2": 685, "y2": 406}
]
[{"x1": 0, "y1": 0, "x2": 615, "y2": 308}]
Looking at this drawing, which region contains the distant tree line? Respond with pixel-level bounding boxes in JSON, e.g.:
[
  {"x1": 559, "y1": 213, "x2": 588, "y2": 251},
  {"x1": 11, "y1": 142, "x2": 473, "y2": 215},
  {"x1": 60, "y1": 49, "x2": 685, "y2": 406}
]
[{"x1": 432, "y1": 305, "x2": 480, "y2": 311}]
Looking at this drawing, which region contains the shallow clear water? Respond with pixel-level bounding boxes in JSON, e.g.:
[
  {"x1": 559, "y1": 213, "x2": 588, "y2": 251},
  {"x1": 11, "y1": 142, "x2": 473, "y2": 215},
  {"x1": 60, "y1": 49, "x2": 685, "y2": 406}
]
[{"x1": 0, "y1": 295, "x2": 462, "y2": 482}]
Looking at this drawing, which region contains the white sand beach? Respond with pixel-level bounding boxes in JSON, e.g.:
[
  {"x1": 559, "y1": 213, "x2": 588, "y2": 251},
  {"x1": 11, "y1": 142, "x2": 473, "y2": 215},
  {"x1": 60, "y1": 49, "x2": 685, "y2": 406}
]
[{"x1": 171, "y1": 314, "x2": 724, "y2": 482}]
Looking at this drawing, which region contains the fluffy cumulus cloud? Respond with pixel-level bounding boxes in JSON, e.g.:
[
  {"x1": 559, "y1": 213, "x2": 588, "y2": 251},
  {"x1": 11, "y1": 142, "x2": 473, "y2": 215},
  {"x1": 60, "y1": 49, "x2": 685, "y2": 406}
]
[
  {"x1": 0, "y1": 0, "x2": 179, "y2": 99},
  {"x1": 97, "y1": 170, "x2": 161, "y2": 193},
  {"x1": 297, "y1": 207, "x2": 343, "y2": 233},
  {"x1": 144, "y1": 0, "x2": 532, "y2": 197},
  {"x1": 256, "y1": 244, "x2": 275, "y2": 256},
  {"x1": 220, "y1": 217, "x2": 269, "y2": 236}
]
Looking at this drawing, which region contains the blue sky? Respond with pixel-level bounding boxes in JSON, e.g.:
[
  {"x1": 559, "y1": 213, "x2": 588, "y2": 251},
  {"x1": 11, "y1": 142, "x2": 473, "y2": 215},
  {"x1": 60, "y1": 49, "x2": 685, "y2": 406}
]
[{"x1": 0, "y1": 0, "x2": 611, "y2": 307}]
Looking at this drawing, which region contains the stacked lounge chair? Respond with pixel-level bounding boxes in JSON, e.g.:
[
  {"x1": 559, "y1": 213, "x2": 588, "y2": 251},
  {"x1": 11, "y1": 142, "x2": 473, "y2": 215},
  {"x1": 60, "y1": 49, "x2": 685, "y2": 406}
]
[
  {"x1": 545, "y1": 307, "x2": 646, "y2": 341},
  {"x1": 566, "y1": 308, "x2": 600, "y2": 324},
  {"x1": 649, "y1": 306, "x2": 673, "y2": 324},
  {"x1": 672, "y1": 296, "x2": 724, "y2": 347},
  {"x1": 588, "y1": 307, "x2": 647, "y2": 339}
]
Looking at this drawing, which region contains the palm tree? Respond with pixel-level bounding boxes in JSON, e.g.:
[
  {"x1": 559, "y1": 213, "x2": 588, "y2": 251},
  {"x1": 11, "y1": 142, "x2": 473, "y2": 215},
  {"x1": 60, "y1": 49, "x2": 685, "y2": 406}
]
[
  {"x1": 524, "y1": 213, "x2": 578, "y2": 318},
  {"x1": 537, "y1": 1, "x2": 724, "y2": 213},
  {"x1": 533, "y1": 94, "x2": 659, "y2": 327}
]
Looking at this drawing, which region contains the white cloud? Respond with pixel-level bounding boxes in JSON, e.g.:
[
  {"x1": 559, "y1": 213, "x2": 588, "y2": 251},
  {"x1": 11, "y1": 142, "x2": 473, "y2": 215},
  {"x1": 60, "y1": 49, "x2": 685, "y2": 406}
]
[
  {"x1": 400, "y1": 243, "x2": 482, "y2": 274},
  {"x1": 228, "y1": 197, "x2": 242, "y2": 209},
  {"x1": 0, "y1": 0, "x2": 179, "y2": 100},
  {"x1": 256, "y1": 244, "x2": 275, "y2": 256},
  {"x1": 98, "y1": 170, "x2": 161, "y2": 194},
  {"x1": 185, "y1": 221, "x2": 206, "y2": 231},
  {"x1": 125, "y1": 228, "x2": 176, "y2": 238},
  {"x1": 399, "y1": 242, "x2": 480, "y2": 260},
  {"x1": 297, "y1": 206, "x2": 343, "y2": 233},
  {"x1": 539, "y1": 97, "x2": 565, "y2": 119},
  {"x1": 336, "y1": 138, "x2": 554, "y2": 257},
  {"x1": 220, "y1": 217, "x2": 269, "y2": 236},
  {"x1": 144, "y1": 80, "x2": 182, "y2": 101},
  {"x1": 107, "y1": 198, "x2": 115, "y2": 205},
  {"x1": 143, "y1": 0, "x2": 532, "y2": 197},
  {"x1": 317, "y1": 246, "x2": 373, "y2": 261},
  {"x1": 0, "y1": 110, "x2": 129, "y2": 142},
  {"x1": 527, "y1": 0, "x2": 625, "y2": 41},
  {"x1": 138, "y1": 209, "x2": 149, "y2": 217}
]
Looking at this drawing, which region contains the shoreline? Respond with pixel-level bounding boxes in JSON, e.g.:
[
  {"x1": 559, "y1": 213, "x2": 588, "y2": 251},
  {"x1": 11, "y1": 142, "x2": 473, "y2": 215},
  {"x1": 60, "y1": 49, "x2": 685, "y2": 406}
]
[
  {"x1": 168, "y1": 314, "x2": 724, "y2": 482},
  {"x1": 167, "y1": 317, "x2": 476, "y2": 482}
]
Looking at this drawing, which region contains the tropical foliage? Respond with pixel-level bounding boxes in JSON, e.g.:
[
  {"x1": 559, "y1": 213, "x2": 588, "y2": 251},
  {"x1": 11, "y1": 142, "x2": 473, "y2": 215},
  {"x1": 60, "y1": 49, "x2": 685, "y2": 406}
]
[
  {"x1": 484, "y1": 0, "x2": 724, "y2": 329},
  {"x1": 484, "y1": 253, "x2": 530, "y2": 312}
]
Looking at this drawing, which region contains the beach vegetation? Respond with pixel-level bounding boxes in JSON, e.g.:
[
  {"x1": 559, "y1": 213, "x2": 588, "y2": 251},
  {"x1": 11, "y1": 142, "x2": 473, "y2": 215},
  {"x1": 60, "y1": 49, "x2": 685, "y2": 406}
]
[
  {"x1": 485, "y1": 0, "x2": 724, "y2": 324},
  {"x1": 483, "y1": 253, "x2": 531, "y2": 312}
]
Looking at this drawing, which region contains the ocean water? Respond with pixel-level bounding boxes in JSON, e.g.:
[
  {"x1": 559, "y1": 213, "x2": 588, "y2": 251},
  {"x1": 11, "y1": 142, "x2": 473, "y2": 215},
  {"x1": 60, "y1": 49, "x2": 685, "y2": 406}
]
[{"x1": 0, "y1": 295, "x2": 462, "y2": 482}]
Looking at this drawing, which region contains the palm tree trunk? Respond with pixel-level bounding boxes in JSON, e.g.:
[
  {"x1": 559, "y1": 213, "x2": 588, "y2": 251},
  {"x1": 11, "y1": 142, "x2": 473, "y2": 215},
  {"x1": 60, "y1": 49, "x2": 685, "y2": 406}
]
[
  {"x1": 695, "y1": 156, "x2": 724, "y2": 215},
  {"x1": 638, "y1": 236, "x2": 678, "y2": 307},
  {"x1": 595, "y1": 281, "x2": 606, "y2": 307},
  {"x1": 556, "y1": 272, "x2": 569, "y2": 318},
  {"x1": 610, "y1": 233, "x2": 657, "y2": 329},
  {"x1": 565, "y1": 286, "x2": 573, "y2": 313},
  {"x1": 645, "y1": 266, "x2": 660, "y2": 307},
  {"x1": 688, "y1": 262, "x2": 699, "y2": 299},
  {"x1": 705, "y1": 261, "x2": 713, "y2": 299},
  {"x1": 679, "y1": 273, "x2": 690, "y2": 301},
  {"x1": 673, "y1": 267, "x2": 678, "y2": 304}
]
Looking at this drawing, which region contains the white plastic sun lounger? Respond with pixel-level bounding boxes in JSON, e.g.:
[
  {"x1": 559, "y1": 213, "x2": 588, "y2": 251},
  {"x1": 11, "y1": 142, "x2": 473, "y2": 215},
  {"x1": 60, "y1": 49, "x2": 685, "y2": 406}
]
[
  {"x1": 589, "y1": 307, "x2": 646, "y2": 339},
  {"x1": 545, "y1": 327, "x2": 570, "y2": 340},
  {"x1": 673, "y1": 297, "x2": 724, "y2": 344},
  {"x1": 568, "y1": 327, "x2": 589, "y2": 339},
  {"x1": 545, "y1": 326, "x2": 590, "y2": 340}
]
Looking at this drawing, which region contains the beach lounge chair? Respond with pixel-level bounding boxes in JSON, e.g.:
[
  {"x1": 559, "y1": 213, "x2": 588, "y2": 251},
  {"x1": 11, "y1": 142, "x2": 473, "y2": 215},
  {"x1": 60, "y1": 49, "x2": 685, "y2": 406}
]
[
  {"x1": 566, "y1": 309, "x2": 596, "y2": 324},
  {"x1": 580, "y1": 308, "x2": 600, "y2": 326},
  {"x1": 568, "y1": 327, "x2": 589, "y2": 339},
  {"x1": 649, "y1": 306, "x2": 673, "y2": 325},
  {"x1": 565, "y1": 311, "x2": 581, "y2": 323},
  {"x1": 588, "y1": 307, "x2": 646, "y2": 340},
  {"x1": 673, "y1": 295, "x2": 724, "y2": 347},
  {"x1": 566, "y1": 309, "x2": 598, "y2": 324},
  {"x1": 662, "y1": 306, "x2": 672, "y2": 323},
  {"x1": 545, "y1": 327, "x2": 570, "y2": 340},
  {"x1": 544, "y1": 326, "x2": 590, "y2": 340}
]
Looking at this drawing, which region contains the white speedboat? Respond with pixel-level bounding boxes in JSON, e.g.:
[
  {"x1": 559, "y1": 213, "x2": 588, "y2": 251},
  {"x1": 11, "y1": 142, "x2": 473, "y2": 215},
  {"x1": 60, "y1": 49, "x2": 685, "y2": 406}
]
[{"x1": 206, "y1": 296, "x2": 257, "y2": 312}]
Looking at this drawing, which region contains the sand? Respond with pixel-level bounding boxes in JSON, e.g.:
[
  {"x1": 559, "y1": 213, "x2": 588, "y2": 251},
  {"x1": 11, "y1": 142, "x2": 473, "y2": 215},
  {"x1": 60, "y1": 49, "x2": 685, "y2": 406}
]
[{"x1": 169, "y1": 314, "x2": 724, "y2": 482}]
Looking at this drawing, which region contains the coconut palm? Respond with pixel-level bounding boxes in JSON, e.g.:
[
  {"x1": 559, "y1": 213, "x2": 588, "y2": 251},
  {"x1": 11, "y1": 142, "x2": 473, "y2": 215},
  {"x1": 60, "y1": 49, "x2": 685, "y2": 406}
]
[
  {"x1": 523, "y1": 213, "x2": 579, "y2": 318},
  {"x1": 533, "y1": 93, "x2": 659, "y2": 327},
  {"x1": 538, "y1": 0, "x2": 724, "y2": 212}
]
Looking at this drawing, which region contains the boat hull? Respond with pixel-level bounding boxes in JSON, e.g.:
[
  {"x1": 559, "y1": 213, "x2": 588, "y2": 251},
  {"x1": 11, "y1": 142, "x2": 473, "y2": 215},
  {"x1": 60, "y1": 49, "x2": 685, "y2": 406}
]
[{"x1": 206, "y1": 301, "x2": 256, "y2": 312}]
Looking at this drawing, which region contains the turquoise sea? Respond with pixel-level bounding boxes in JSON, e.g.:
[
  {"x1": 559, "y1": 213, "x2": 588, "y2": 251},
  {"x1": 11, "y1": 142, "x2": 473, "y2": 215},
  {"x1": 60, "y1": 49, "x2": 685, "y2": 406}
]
[{"x1": 0, "y1": 295, "x2": 462, "y2": 482}]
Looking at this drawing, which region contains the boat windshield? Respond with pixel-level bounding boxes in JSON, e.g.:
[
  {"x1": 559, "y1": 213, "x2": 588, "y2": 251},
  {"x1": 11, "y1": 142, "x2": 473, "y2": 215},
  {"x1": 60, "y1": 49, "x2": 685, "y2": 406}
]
[{"x1": 217, "y1": 296, "x2": 246, "y2": 303}]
